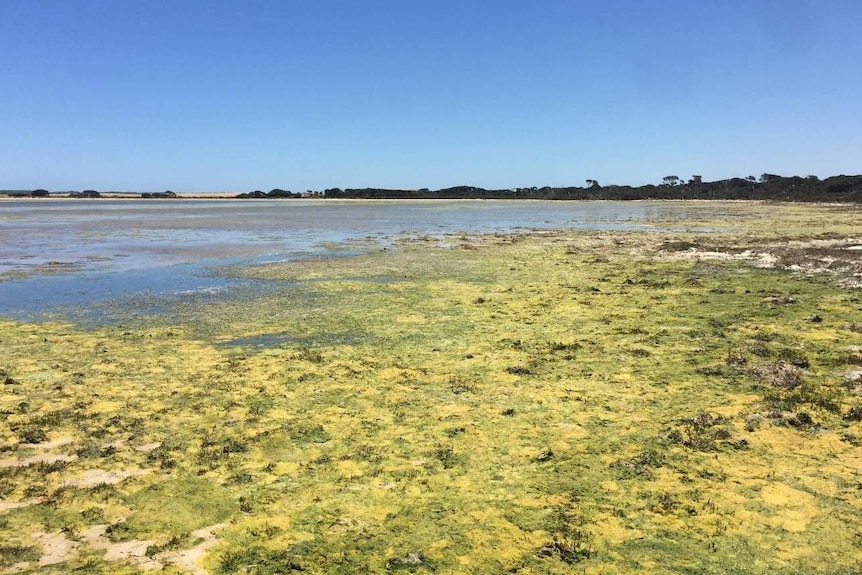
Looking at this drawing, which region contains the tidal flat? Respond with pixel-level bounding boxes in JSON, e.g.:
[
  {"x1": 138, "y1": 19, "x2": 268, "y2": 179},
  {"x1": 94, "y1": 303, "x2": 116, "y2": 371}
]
[{"x1": 1, "y1": 203, "x2": 862, "y2": 574}]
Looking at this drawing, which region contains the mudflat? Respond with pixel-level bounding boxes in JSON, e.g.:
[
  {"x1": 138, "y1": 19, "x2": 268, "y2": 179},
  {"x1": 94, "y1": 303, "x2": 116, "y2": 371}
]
[{"x1": 1, "y1": 202, "x2": 861, "y2": 574}]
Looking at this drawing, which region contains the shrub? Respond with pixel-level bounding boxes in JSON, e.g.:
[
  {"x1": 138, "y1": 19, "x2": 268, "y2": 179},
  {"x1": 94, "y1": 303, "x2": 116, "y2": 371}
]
[
  {"x1": 611, "y1": 449, "x2": 664, "y2": 479},
  {"x1": 750, "y1": 362, "x2": 802, "y2": 390},
  {"x1": 19, "y1": 428, "x2": 48, "y2": 444}
]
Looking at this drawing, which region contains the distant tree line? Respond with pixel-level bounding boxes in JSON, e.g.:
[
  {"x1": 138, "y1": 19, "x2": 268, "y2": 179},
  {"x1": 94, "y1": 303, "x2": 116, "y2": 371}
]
[
  {"x1": 234, "y1": 189, "x2": 303, "y2": 198},
  {"x1": 4, "y1": 174, "x2": 861, "y2": 202},
  {"x1": 322, "y1": 175, "x2": 862, "y2": 202},
  {"x1": 141, "y1": 191, "x2": 177, "y2": 198}
]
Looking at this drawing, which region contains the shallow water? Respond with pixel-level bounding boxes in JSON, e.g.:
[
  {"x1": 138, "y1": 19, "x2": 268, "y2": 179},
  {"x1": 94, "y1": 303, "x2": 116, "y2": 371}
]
[{"x1": 0, "y1": 199, "x2": 736, "y2": 321}]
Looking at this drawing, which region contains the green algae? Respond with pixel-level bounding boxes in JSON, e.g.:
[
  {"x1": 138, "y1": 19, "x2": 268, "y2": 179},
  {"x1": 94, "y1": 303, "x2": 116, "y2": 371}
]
[
  {"x1": 1, "y1": 203, "x2": 861, "y2": 574},
  {"x1": 122, "y1": 477, "x2": 235, "y2": 537}
]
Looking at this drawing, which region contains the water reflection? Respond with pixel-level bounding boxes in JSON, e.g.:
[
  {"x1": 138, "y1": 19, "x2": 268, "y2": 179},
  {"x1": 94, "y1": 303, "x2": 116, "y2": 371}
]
[{"x1": 0, "y1": 199, "x2": 741, "y2": 321}]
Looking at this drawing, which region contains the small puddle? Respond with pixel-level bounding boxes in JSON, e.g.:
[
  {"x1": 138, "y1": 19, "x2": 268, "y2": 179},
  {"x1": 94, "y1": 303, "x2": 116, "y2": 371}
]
[
  {"x1": 217, "y1": 331, "x2": 365, "y2": 350},
  {"x1": 217, "y1": 333, "x2": 297, "y2": 348}
]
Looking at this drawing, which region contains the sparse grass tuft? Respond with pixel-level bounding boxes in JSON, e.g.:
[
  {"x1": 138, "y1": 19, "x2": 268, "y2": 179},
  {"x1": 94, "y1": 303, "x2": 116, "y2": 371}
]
[
  {"x1": 666, "y1": 413, "x2": 745, "y2": 452},
  {"x1": 0, "y1": 544, "x2": 40, "y2": 568},
  {"x1": 218, "y1": 545, "x2": 305, "y2": 574},
  {"x1": 611, "y1": 449, "x2": 664, "y2": 479}
]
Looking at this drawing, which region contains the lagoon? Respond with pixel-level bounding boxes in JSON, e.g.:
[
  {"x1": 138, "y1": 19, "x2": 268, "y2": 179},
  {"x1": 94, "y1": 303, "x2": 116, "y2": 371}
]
[{"x1": 0, "y1": 199, "x2": 751, "y2": 321}]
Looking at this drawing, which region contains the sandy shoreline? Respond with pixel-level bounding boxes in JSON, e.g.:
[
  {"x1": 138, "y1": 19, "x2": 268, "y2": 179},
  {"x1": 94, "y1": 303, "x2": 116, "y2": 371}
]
[{"x1": 0, "y1": 192, "x2": 245, "y2": 200}]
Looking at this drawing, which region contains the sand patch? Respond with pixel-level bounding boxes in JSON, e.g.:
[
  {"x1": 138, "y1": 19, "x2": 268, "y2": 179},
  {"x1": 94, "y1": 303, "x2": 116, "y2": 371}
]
[
  {"x1": 0, "y1": 531, "x2": 77, "y2": 573},
  {"x1": 79, "y1": 524, "x2": 110, "y2": 547},
  {"x1": 844, "y1": 369, "x2": 862, "y2": 387},
  {"x1": 33, "y1": 531, "x2": 76, "y2": 566},
  {"x1": 104, "y1": 540, "x2": 158, "y2": 567},
  {"x1": 79, "y1": 524, "x2": 160, "y2": 570},
  {"x1": 0, "y1": 437, "x2": 76, "y2": 469},
  {"x1": 0, "y1": 499, "x2": 39, "y2": 514},
  {"x1": 0, "y1": 453, "x2": 75, "y2": 469},
  {"x1": 662, "y1": 248, "x2": 778, "y2": 268},
  {"x1": 30, "y1": 437, "x2": 74, "y2": 450},
  {"x1": 164, "y1": 523, "x2": 229, "y2": 575},
  {"x1": 62, "y1": 468, "x2": 148, "y2": 488},
  {"x1": 70, "y1": 522, "x2": 227, "y2": 573}
]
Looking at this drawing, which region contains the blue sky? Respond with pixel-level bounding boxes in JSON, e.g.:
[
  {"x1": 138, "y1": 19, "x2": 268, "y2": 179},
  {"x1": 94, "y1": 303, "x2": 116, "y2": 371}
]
[{"x1": 1, "y1": 0, "x2": 860, "y2": 193}]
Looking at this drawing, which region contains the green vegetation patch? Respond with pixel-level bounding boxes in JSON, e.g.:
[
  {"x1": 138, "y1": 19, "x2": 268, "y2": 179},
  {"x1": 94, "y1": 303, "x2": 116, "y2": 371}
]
[
  {"x1": 122, "y1": 476, "x2": 235, "y2": 537},
  {"x1": 0, "y1": 544, "x2": 40, "y2": 568}
]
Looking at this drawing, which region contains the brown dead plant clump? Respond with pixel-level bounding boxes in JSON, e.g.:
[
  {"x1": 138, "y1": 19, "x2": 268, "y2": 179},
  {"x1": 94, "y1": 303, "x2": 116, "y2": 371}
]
[
  {"x1": 750, "y1": 361, "x2": 803, "y2": 390},
  {"x1": 0, "y1": 368, "x2": 17, "y2": 385},
  {"x1": 760, "y1": 294, "x2": 797, "y2": 306}
]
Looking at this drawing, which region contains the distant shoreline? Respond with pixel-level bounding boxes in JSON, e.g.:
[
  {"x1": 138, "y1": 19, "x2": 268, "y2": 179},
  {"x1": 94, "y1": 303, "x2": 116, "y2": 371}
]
[
  {"x1": 0, "y1": 196, "x2": 860, "y2": 207},
  {"x1": 3, "y1": 199, "x2": 862, "y2": 215},
  {"x1": 2, "y1": 174, "x2": 861, "y2": 202},
  {"x1": 0, "y1": 192, "x2": 238, "y2": 200}
]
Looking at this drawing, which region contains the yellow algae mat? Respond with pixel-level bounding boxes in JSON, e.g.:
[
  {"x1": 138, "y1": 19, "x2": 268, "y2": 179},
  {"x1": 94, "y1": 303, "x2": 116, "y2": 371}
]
[{"x1": 1, "y1": 203, "x2": 862, "y2": 574}]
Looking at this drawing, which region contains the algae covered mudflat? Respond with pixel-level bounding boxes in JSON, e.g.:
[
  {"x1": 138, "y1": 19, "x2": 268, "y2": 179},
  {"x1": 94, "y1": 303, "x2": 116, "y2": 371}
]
[{"x1": 1, "y1": 203, "x2": 862, "y2": 574}]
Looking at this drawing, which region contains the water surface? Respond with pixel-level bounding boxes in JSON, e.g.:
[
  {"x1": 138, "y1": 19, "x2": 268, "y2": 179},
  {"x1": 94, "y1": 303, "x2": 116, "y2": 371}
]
[{"x1": 0, "y1": 199, "x2": 735, "y2": 321}]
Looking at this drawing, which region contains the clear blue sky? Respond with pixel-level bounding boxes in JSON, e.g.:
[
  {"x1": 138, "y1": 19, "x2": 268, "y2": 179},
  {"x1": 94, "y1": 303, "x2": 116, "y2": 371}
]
[{"x1": 1, "y1": 0, "x2": 860, "y2": 193}]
